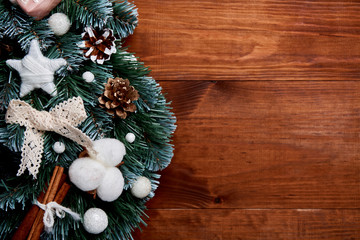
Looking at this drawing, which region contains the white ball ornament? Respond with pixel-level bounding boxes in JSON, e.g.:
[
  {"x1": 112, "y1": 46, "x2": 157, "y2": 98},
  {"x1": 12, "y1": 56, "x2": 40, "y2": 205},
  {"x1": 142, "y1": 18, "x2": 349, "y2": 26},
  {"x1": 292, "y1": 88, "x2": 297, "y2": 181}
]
[
  {"x1": 52, "y1": 141, "x2": 65, "y2": 154},
  {"x1": 82, "y1": 71, "x2": 95, "y2": 83},
  {"x1": 91, "y1": 138, "x2": 126, "y2": 167},
  {"x1": 83, "y1": 208, "x2": 108, "y2": 234},
  {"x1": 125, "y1": 133, "x2": 136, "y2": 143},
  {"x1": 48, "y1": 13, "x2": 71, "y2": 36},
  {"x1": 131, "y1": 176, "x2": 152, "y2": 198},
  {"x1": 96, "y1": 167, "x2": 124, "y2": 202},
  {"x1": 69, "y1": 157, "x2": 106, "y2": 191}
]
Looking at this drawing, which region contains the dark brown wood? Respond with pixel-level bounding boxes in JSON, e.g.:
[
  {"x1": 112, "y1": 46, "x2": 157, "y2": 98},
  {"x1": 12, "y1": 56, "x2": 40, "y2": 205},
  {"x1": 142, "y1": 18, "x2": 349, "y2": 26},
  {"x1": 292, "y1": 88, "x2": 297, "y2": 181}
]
[
  {"x1": 126, "y1": 0, "x2": 360, "y2": 81},
  {"x1": 146, "y1": 81, "x2": 360, "y2": 209},
  {"x1": 132, "y1": 80, "x2": 360, "y2": 239},
  {"x1": 127, "y1": 0, "x2": 360, "y2": 239},
  {"x1": 133, "y1": 209, "x2": 360, "y2": 240}
]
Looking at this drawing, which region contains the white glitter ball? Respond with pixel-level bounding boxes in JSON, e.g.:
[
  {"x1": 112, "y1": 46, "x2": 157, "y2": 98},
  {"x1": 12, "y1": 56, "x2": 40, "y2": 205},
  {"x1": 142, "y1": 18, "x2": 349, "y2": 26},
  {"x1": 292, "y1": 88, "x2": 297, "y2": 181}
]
[
  {"x1": 82, "y1": 71, "x2": 95, "y2": 83},
  {"x1": 83, "y1": 208, "x2": 108, "y2": 234},
  {"x1": 125, "y1": 133, "x2": 136, "y2": 143},
  {"x1": 131, "y1": 176, "x2": 152, "y2": 198},
  {"x1": 52, "y1": 142, "x2": 65, "y2": 154},
  {"x1": 48, "y1": 13, "x2": 71, "y2": 36}
]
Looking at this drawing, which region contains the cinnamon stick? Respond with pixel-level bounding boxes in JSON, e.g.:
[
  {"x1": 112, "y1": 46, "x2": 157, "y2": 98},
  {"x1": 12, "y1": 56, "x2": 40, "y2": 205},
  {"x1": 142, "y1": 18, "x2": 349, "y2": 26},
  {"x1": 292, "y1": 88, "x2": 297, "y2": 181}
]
[
  {"x1": 12, "y1": 166, "x2": 63, "y2": 240},
  {"x1": 27, "y1": 166, "x2": 64, "y2": 240},
  {"x1": 11, "y1": 190, "x2": 46, "y2": 240},
  {"x1": 54, "y1": 182, "x2": 71, "y2": 204}
]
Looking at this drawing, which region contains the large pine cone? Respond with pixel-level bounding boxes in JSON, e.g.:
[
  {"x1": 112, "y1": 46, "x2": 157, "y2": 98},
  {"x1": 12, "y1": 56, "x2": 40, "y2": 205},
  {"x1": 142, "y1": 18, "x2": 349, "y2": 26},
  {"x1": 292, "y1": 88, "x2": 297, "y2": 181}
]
[
  {"x1": 79, "y1": 27, "x2": 116, "y2": 64},
  {"x1": 99, "y1": 77, "x2": 139, "y2": 119}
]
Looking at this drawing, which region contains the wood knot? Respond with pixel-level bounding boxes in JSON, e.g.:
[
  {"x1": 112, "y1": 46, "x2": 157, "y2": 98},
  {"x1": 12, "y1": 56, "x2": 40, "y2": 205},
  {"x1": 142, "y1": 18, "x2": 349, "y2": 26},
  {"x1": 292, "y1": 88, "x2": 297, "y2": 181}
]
[{"x1": 214, "y1": 197, "x2": 223, "y2": 204}]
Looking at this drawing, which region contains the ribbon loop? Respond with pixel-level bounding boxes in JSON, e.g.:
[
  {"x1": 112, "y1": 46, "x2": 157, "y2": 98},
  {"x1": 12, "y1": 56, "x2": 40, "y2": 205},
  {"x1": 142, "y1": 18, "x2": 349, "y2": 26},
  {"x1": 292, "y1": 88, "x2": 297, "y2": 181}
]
[
  {"x1": 6, "y1": 97, "x2": 97, "y2": 178},
  {"x1": 34, "y1": 201, "x2": 81, "y2": 232}
]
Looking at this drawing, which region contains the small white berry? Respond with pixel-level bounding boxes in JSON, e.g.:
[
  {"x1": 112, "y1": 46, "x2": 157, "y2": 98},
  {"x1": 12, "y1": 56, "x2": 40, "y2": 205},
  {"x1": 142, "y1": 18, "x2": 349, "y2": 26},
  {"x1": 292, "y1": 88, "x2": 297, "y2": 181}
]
[
  {"x1": 125, "y1": 133, "x2": 136, "y2": 143},
  {"x1": 52, "y1": 142, "x2": 65, "y2": 154},
  {"x1": 82, "y1": 71, "x2": 95, "y2": 83}
]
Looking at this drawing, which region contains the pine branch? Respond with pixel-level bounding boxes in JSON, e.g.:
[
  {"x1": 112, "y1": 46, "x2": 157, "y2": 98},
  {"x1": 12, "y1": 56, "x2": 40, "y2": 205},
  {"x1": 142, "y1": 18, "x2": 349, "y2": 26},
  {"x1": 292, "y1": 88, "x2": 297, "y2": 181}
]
[
  {"x1": 45, "y1": 34, "x2": 84, "y2": 76},
  {"x1": 17, "y1": 19, "x2": 55, "y2": 51},
  {"x1": 0, "y1": 2, "x2": 32, "y2": 39},
  {"x1": 54, "y1": 0, "x2": 113, "y2": 30},
  {"x1": 107, "y1": 0, "x2": 138, "y2": 38},
  {"x1": 111, "y1": 50, "x2": 176, "y2": 171},
  {"x1": 0, "y1": 61, "x2": 19, "y2": 111}
]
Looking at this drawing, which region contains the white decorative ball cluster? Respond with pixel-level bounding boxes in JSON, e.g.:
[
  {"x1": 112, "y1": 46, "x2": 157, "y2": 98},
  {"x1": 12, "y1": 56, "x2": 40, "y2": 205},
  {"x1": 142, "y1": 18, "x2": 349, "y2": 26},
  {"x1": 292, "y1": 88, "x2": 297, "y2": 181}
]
[
  {"x1": 131, "y1": 176, "x2": 152, "y2": 198},
  {"x1": 52, "y1": 141, "x2": 65, "y2": 154},
  {"x1": 69, "y1": 138, "x2": 126, "y2": 202},
  {"x1": 82, "y1": 71, "x2": 95, "y2": 83},
  {"x1": 48, "y1": 13, "x2": 71, "y2": 36},
  {"x1": 125, "y1": 132, "x2": 136, "y2": 143},
  {"x1": 83, "y1": 208, "x2": 108, "y2": 234}
]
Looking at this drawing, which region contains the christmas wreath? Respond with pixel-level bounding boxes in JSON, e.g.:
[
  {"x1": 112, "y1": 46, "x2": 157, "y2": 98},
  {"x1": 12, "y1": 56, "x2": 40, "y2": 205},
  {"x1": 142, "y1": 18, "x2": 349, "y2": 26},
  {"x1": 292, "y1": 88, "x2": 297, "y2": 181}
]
[{"x1": 0, "y1": 0, "x2": 176, "y2": 239}]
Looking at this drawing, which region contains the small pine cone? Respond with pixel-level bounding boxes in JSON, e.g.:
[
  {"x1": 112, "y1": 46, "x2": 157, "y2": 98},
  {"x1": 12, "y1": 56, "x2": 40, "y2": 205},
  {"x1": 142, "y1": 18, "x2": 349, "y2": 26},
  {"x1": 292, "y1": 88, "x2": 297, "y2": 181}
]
[
  {"x1": 99, "y1": 77, "x2": 139, "y2": 119},
  {"x1": 79, "y1": 27, "x2": 116, "y2": 64}
]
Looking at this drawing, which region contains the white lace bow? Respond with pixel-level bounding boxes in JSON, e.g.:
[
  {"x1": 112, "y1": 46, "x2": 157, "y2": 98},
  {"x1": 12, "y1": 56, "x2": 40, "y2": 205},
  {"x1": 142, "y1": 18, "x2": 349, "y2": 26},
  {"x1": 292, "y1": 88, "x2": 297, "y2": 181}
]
[{"x1": 6, "y1": 97, "x2": 96, "y2": 178}]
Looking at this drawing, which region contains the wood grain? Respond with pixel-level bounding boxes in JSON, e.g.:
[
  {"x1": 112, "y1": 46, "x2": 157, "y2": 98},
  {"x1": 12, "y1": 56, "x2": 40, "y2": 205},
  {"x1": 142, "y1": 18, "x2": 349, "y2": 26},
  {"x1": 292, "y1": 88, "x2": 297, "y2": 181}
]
[
  {"x1": 133, "y1": 209, "x2": 360, "y2": 240},
  {"x1": 126, "y1": 0, "x2": 360, "y2": 81},
  {"x1": 146, "y1": 81, "x2": 360, "y2": 209},
  {"x1": 127, "y1": 0, "x2": 360, "y2": 239}
]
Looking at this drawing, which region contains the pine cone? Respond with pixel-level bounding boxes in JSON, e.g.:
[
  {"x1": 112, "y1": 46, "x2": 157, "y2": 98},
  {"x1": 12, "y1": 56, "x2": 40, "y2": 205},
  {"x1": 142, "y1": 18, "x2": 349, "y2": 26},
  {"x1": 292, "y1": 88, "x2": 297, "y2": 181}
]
[
  {"x1": 99, "y1": 77, "x2": 139, "y2": 119},
  {"x1": 79, "y1": 27, "x2": 116, "y2": 64}
]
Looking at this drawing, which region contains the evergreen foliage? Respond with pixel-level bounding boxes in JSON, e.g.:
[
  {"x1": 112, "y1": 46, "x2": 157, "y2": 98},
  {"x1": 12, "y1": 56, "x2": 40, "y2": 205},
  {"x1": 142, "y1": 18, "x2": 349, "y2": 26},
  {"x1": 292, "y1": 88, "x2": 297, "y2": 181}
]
[{"x1": 0, "y1": 0, "x2": 176, "y2": 239}]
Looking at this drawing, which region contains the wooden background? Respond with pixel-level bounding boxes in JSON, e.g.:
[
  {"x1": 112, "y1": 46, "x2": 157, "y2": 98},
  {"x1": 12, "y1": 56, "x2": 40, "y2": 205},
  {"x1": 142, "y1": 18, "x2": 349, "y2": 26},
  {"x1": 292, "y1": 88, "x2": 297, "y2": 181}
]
[{"x1": 126, "y1": 1, "x2": 360, "y2": 239}]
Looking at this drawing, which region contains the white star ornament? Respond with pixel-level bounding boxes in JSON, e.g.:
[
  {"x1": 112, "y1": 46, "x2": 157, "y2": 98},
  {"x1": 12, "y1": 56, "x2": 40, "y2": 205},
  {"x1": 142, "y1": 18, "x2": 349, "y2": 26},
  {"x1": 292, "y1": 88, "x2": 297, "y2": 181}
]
[{"x1": 6, "y1": 40, "x2": 67, "y2": 98}]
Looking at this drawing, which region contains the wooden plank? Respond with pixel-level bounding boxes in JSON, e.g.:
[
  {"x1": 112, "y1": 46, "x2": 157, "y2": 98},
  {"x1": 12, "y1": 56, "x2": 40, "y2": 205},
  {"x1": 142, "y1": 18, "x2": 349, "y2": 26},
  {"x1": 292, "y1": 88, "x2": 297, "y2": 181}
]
[
  {"x1": 126, "y1": 0, "x2": 360, "y2": 81},
  {"x1": 146, "y1": 81, "x2": 360, "y2": 209},
  {"x1": 133, "y1": 209, "x2": 360, "y2": 240}
]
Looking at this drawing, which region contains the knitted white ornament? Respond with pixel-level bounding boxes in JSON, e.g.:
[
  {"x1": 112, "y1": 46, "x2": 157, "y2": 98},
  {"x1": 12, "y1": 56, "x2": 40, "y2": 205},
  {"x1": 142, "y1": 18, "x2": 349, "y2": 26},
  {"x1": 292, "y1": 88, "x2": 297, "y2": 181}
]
[
  {"x1": 69, "y1": 157, "x2": 106, "y2": 191},
  {"x1": 48, "y1": 13, "x2": 71, "y2": 36},
  {"x1": 131, "y1": 176, "x2": 152, "y2": 198},
  {"x1": 6, "y1": 39, "x2": 66, "y2": 97},
  {"x1": 52, "y1": 141, "x2": 65, "y2": 154},
  {"x1": 96, "y1": 167, "x2": 124, "y2": 202},
  {"x1": 125, "y1": 133, "x2": 135, "y2": 143},
  {"x1": 83, "y1": 208, "x2": 108, "y2": 234},
  {"x1": 82, "y1": 71, "x2": 95, "y2": 83}
]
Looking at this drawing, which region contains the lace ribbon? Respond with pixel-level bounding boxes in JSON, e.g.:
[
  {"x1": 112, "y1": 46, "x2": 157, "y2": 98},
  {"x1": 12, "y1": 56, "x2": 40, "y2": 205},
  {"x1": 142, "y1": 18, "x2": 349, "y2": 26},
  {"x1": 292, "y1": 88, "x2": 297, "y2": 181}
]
[
  {"x1": 6, "y1": 97, "x2": 97, "y2": 178},
  {"x1": 34, "y1": 200, "x2": 81, "y2": 232}
]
